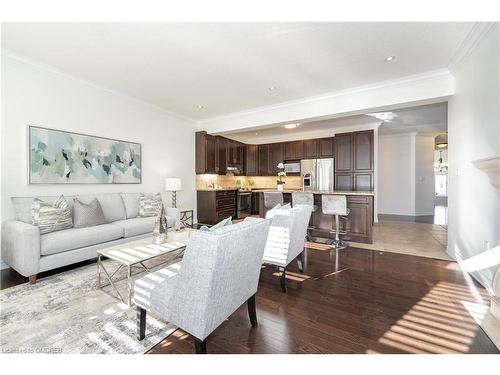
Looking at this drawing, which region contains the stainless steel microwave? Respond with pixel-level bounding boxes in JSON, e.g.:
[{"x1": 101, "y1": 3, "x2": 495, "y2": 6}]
[{"x1": 284, "y1": 162, "x2": 301, "y2": 174}]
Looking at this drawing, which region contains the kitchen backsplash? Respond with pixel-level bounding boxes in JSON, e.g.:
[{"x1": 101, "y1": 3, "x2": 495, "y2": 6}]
[{"x1": 196, "y1": 174, "x2": 302, "y2": 190}]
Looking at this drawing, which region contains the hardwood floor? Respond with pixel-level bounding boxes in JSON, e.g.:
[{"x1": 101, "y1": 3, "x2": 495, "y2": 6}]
[
  {"x1": 148, "y1": 244, "x2": 498, "y2": 354},
  {"x1": 1, "y1": 243, "x2": 497, "y2": 354}
]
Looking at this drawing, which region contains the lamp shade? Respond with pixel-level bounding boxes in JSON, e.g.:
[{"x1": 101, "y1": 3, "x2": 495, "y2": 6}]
[{"x1": 165, "y1": 178, "x2": 182, "y2": 191}]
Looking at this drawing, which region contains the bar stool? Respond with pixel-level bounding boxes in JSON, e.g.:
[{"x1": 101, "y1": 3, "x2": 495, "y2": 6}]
[
  {"x1": 321, "y1": 194, "x2": 350, "y2": 249},
  {"x1": 291, "y1": 192, "x2": 317, "y2": 242},
  {"x1": 263, "y1": 191, "x2": 283, "y2": 217}
]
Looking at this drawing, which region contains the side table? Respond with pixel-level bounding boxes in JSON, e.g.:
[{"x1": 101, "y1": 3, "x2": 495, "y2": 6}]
[{"x1": 179, "y1": 208, "x2": 194, "y2": 228}]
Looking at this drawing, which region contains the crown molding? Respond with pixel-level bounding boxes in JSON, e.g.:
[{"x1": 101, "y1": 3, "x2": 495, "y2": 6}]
[
  {"x1": 1, "y1": 49, "x2": 197, "y2": 125},
  {"x1": 448, "y1": 22, "x2": 497, "y2": 72}
]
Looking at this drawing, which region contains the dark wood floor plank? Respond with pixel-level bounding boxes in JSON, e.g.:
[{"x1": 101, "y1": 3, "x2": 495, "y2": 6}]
[
  {"x1": 148, "y1": 246, "x2": 499, "y2": 354},
  {"x1": 2, "y1": 244, "x2": 497, "y2": 354}
]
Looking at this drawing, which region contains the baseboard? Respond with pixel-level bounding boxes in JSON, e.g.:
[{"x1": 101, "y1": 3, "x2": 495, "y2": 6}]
[{"x1": 378, "y1": 214, "x2": 435, "y2": 222}]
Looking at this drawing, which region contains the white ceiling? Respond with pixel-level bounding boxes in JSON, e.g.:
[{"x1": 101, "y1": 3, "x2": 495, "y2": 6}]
[
  {"x1": 225, "y1": 103, "x2": 447, "y2": 144},
  {"x1": 2, "y1": 22, "x2": 473, "y2": 120},
  {"x1": 377, "y1": 103, "x2": 447, "y2": 135}
]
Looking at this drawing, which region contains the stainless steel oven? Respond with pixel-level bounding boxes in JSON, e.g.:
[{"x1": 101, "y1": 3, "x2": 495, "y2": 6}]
[{"x1": 237, "y1": 190, "x2": 252, "y2": 219}]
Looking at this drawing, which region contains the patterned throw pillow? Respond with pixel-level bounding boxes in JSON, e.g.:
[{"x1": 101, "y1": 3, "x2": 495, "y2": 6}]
[
  {"x1": 139, "y1": 193, "x2": 163, "y2": 217},
  {"x1": 73, "y1": 197, "x2": 107, "y2": 228},
  {"x1": 31, "y1": 195, "x2": 73, "y2": 234}
]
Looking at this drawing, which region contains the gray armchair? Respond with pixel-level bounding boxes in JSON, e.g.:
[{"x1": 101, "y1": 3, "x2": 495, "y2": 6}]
[
  {"x1": 262, "y1": 205, "x2": 312, "y2": 292},
  {"x1": 133, "y1": 217, "x2": 271, "y2": 353}
]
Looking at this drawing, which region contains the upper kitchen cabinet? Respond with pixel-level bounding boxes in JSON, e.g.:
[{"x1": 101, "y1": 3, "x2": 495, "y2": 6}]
[
  {"x1": 334, "y1": 133, "x2": 353, "y2": 171},
  {"x1": 245, "y1": 144, "x2": 259, "y2": 176},
  {"x1": 284, "y1": 140, "x2": 303, "y2": 160},
  {"x1": 303, "y1": 139, "x2": 319, "y2": 158},
  {"x1": 333, "y1": 130, "x2": 374, "y2": 191},
  {"x1": 269, "y1": 143, "x2": 284, "y2": 174},
  {"x1": 319, "y1": 137, "x2": 335, "y2": 157},
  {"x1": 196, "y1": 131, "x2": 217, "y2": 174},
  {"x1": 258, "y1": 144, "x2": 271, "y2": 176},
  {"x1": 216, "y1": 136, "x2": 228, "y2": 175},
  {"x1": 353, "y1": 131, "x2": 374, "y2": 171}
]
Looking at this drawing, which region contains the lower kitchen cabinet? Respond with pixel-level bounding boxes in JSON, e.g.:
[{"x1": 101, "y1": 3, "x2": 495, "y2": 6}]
[{"x1": 197, "y1": 190, "x2": 237, "y2": 225}]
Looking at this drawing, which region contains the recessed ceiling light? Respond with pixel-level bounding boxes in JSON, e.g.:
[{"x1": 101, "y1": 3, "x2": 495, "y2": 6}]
[
  {"x1": 284, "y1": 123, "x2": 299, "y2": 129},
  {"x1": 384, "y1": 56, "x2": 396, "y2": 63},
  {"x1": 197, "y1": 105, "x2": 205, "y2": 109},
  {"x1": 268, "y1": 86, "x2": 277, "y2": 91}
]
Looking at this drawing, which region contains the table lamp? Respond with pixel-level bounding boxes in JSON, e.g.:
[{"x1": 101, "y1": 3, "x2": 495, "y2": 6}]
[{"x1": 165, "y1": 178, "x2": 182, "y2": 208}]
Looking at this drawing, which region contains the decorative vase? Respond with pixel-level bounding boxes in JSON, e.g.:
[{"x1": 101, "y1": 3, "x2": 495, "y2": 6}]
[
  {"x1": 153, "y1": 204, "x2": 168, "y2": 244},
  {"x1": 277, "y1": 184, "x2": 284, "y2": 191}
]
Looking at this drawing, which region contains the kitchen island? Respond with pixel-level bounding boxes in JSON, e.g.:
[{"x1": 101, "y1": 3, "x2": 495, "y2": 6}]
[{"x1": 252, "y1": 189, "x2": 374, "y2": 244}]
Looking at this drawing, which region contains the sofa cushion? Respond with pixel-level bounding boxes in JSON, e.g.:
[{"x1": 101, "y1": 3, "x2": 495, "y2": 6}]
[
  {"x1": 112, "y1": 216, "x2": 176, "y2": 238},
  {"x1": 112, "y1": 217, "x2": 156, "y2": 238},
  {"x1": 77, "y1": 193, "x2": 127, "y2": 223},
  {"x1": 40, "y1": 224, "x2": 124, "y2": 256},
  {"x1": 121, "y1": 193, "x2": 140, "y2": 219}
]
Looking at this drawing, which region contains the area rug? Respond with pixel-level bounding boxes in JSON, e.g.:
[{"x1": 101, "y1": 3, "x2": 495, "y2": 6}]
[{"x1": 0, "y1": 258, "x2": 177, "y2": 354}]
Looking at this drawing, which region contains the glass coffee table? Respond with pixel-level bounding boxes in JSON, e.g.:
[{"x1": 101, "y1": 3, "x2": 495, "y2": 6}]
[{"x1": 96, "y1": 229, "x2": 195, "y2": 306}]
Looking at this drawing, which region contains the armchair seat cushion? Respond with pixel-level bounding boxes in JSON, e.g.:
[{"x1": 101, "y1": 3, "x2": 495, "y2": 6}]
[
  {"x1": 134, "y1": 262, "x2": 181, "y2": 316},
  {"x1": 40, "y1": 224, "x2": 123, "y2": 256}
]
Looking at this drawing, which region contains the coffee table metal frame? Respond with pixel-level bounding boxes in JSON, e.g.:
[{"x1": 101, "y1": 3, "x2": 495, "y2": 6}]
[{"x1": 96, "y1": 232, "x2": 192, "y2": 306}]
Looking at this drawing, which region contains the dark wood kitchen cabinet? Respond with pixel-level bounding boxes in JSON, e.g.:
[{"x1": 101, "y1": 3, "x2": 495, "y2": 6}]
[
  {"x1": 195, "y1": 131, "x2": 217, "y2": 174},
  {"x1": 196, "y1": 130, "x2": 373, "y2": 192},
  {"x1": 319, "y1": 137, "x2": 335, "y2": 157},
  {"x1": 284, "y1": 140, "x2": 303, "y2": 160},
  {"x1": 226, "y1": 139, "x2": 244, "y2": 166},
  {"x1": 303, "y1": 139, "x2": 319, "y2": 158},
  {"x1": 334, "y1": 133, "x2": 353, "y2": 172},
  {"x1": 216, "y1": 136, "x2": 227, "y2": 175},
  {"x1": 269, "y1": 143, "x2": 284, "y2": 175},
  {"x1": 197, "y1": 190, "x2": 237, "y2": 225},
  {"x1": 245, "y1": 144, "x2": 259, "y2": 176},
  {"x1": 251, "y1": 191, "x2": 261, "y2": 215},
  {"x1": 258, "y1": 144, "x2": 271, "y2": 176},
  {"x1": 333, "y1": 130, "x2": 374, "y2": 191},
  {"x1": 354, "y1": 131, "x2": 374, "y2": 171},
  {"x1": 255, "y1": 192, "x2": 374, "y2": 244}
]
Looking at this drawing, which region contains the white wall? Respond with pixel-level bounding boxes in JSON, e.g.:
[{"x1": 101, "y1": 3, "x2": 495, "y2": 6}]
[
  {"x1": 1, "y1": 52, "x2": 197, "y2": 266},
  {"x1": 378, "y1": 133, "x2": 436, "y2": 216},
  {"x1": 378, "y1": 133, "x2": 416, "y2": 216},
  {"x1": 448, "y1": 24, "x2": 500, "y2": 290},
  {"x1": 415, "y1": 135, "x2": 436, "y2": 216}
]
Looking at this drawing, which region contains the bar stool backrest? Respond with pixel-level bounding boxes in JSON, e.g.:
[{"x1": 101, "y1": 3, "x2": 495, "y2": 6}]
[
  {"x1": 263, "y1": 192, "x2": 284, "y2": 209},
  {"x1": 291, "y1": 192, "x2": 314, "y2": 208},
  {"x1": 322, "y1": 194, "x2": 348, "y2": 216}
]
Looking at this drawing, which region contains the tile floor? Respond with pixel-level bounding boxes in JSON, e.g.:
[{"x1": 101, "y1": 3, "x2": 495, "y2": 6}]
[{"x1": 350, "y1": 220, "x2": 450, "y2": 260}]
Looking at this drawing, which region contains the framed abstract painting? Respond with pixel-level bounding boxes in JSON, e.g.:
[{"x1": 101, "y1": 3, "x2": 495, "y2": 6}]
[{"x1": 28, "y1": 126, "x2": 142, "y2": 184}]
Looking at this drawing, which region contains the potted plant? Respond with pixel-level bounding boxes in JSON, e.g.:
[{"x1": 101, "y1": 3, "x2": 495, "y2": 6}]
[{"x1": 276, "y1": 163, "x2": 286, "y2": 191}]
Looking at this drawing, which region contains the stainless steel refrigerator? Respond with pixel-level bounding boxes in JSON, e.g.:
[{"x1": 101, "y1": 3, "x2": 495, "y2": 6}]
[{"x1": 300, "y1": 158, "x2": 335, "y2": 191}]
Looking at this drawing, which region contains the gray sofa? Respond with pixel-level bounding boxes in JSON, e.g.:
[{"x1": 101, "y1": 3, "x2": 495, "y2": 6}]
[{"x1": 1, "y1": 193, "x2": 180, "y2": 284}]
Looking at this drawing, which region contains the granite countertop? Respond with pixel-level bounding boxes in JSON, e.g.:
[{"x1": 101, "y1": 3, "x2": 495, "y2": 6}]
[
  {"x1": 251, "y1": 189, "x2": 375, "y2": 196},
  {"x1": 197, "y1": 187, "x2": 374, "y2": 196},
  {"x1": 197, "y1": 188, "x2": 239, "y2": 191}
]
